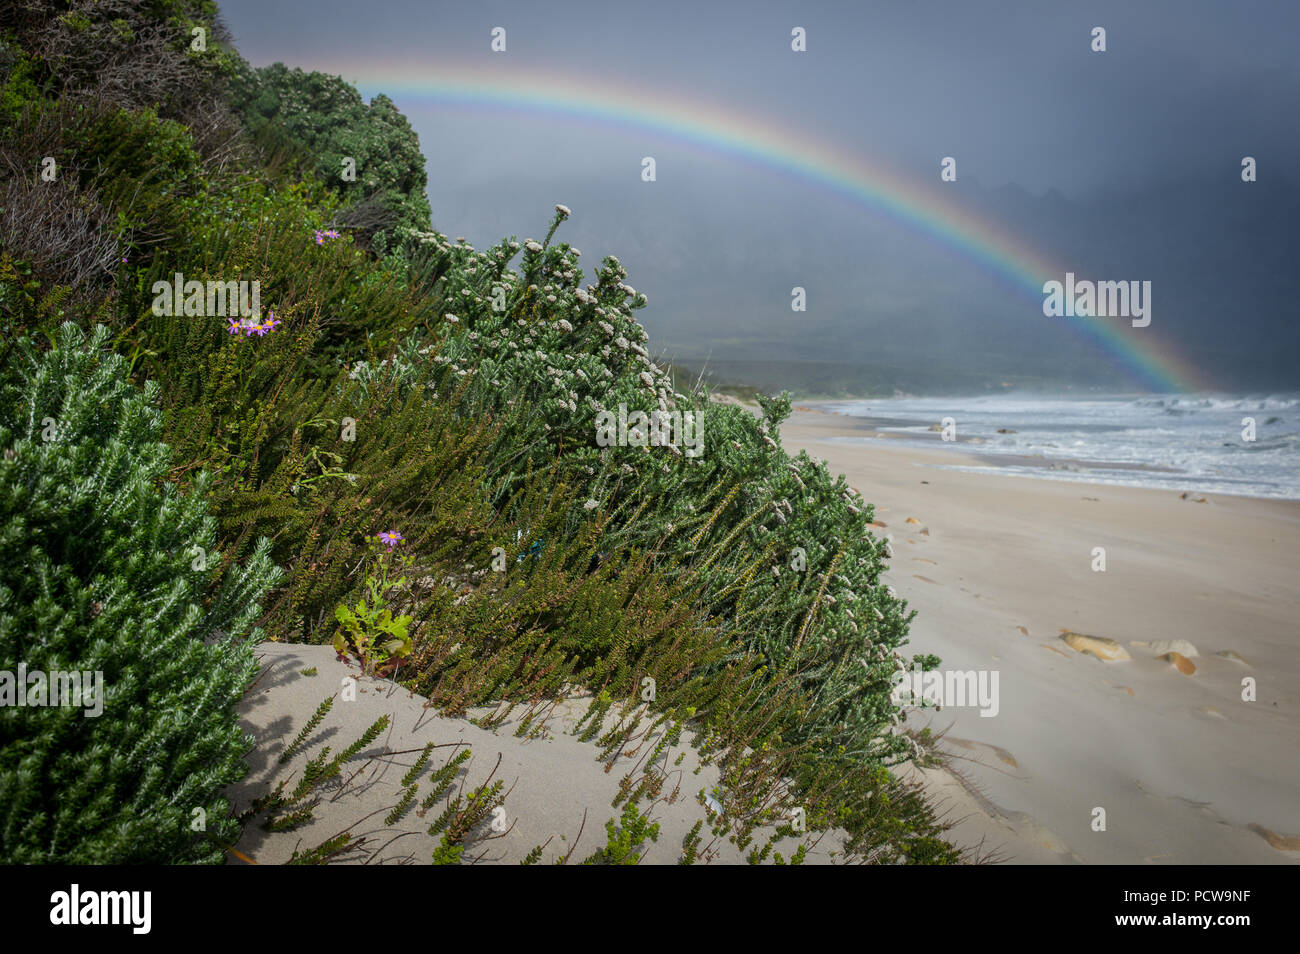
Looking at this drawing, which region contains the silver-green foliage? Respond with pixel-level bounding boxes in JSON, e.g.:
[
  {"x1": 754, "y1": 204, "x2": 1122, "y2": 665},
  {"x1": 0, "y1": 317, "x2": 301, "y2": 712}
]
[
  {"x1": 380, "y1": 214, "x2": 925, "y2": 763},
  {"x1": 0, "y1": 323, "x2": 281, "y2": 863}
]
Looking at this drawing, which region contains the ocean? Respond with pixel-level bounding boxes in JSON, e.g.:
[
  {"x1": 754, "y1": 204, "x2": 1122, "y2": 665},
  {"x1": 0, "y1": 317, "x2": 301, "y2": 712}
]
[{"x1": 820, "y1": 394, "x2": 1300, "y2": 500}]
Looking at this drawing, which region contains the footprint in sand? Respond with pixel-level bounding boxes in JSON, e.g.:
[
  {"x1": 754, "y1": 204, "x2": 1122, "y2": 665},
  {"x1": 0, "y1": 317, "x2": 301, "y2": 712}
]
[
  {"x1": 1215, "y1": 650, "x2": 1251, "y2": 665},
  {"x1": 946, "y1": 736, "x2": 1020, "y2": 770},
  {"x1": 1016, "y1": 626, "x2": 1029, "y2": 636}
]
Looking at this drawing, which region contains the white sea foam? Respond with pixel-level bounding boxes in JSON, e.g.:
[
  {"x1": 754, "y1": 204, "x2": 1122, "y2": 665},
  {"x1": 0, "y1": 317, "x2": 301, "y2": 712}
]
[{"x1": 822, "y1": 393, "x2": 1300, "y2": 500}]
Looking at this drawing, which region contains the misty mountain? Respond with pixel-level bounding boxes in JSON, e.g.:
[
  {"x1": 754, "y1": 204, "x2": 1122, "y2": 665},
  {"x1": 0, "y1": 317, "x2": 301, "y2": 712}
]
[{"x1": 425, "y1": 163, "x2": 1299, "y2": 394}]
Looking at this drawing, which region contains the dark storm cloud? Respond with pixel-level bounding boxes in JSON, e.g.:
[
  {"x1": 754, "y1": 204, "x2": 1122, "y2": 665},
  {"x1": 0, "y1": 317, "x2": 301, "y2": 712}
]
[{"x1": 216, "y1": 0, "x2": 1300, "y2": 390}]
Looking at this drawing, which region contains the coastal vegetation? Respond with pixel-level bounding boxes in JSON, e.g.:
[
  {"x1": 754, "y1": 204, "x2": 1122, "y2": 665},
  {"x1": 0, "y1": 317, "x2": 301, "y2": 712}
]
[{"x1": 0, "y1": 0, "x2": 957, "y2": 863}]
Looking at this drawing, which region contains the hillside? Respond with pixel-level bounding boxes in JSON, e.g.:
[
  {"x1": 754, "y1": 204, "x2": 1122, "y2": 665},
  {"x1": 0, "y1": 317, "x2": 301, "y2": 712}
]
[{"x1": 0, "y1": 0, "x2": 959, "y2": 864}]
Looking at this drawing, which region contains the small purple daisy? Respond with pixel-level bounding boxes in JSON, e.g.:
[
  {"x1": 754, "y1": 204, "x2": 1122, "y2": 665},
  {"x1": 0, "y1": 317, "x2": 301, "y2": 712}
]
[{"x1": 377, "y1": 530, "x2": 404, "y2": 548}]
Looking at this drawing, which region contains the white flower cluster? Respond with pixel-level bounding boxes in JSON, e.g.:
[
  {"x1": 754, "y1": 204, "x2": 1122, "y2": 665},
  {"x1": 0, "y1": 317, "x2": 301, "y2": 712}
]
[{"x1": 398, "y1": 225, "x2": 693, "y2": 461}]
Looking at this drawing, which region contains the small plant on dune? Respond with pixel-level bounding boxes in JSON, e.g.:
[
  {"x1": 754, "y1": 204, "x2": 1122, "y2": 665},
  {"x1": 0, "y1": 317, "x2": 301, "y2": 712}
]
[
  {"x1": 427, "y1": 754, "x2": 510, "y2": 865},
  {"x1": 583, "y1": 800, "x2": 660, "y2": 865},
  {"x1": 248, "y1": 711, "x2": 391, "y2": 834},
  {"x1": 332, "y1": 534, "x2": 415, "y2": 675},
  {"x1": 236, "y1": 703, "x2": 397, "y2": 864}
]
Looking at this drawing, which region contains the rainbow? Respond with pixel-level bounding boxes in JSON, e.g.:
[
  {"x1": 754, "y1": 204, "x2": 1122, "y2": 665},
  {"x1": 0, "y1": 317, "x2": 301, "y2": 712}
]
[{"x1": 334, "y1": 60, "x2": 1207, "y2": 392}]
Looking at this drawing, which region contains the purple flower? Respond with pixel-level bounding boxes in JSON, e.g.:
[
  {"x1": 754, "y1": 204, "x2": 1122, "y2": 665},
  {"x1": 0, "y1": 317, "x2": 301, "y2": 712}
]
[
  {"x1": 230, "y1": 311, "x2": 281, "y2": 338},
  {"x1": 377, "y1": 531, "x2": 404, "y2": 548}
]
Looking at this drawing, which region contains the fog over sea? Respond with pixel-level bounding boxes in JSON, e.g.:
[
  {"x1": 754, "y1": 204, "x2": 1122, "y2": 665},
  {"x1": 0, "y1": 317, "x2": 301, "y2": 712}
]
[{"x1": 819, "y1": 394, "x2": 1300, "y2": 500}]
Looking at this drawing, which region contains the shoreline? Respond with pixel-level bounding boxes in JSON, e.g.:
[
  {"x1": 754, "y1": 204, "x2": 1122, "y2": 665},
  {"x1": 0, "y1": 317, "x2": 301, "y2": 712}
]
[
  {"x1": 781, "y1": 404, "x2": 1300, "y2": 864},
  {"x1": 792, "y1": 402, "x2": 1299, "y2": 502}
]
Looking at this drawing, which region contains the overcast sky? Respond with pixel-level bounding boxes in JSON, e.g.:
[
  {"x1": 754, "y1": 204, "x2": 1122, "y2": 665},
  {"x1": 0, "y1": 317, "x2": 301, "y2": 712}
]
[{"x1": 216, "y1": 0, "x2": 1300, "y2": 391}]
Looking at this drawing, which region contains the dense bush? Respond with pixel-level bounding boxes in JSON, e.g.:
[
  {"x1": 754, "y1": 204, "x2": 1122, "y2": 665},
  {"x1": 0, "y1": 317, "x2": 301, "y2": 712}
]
[
  {"x1": 377, "y1": 216, "x2": 926, "y2": 763},
  {"x1": 0, "y1": 324, "x2": 280, "y2": 863},
  {"x1": 2, "y1": 0, "x2": 245, "y2": 165},
  {"x1": 233, "y1": 63, "x2": 434, "y2": 250}
]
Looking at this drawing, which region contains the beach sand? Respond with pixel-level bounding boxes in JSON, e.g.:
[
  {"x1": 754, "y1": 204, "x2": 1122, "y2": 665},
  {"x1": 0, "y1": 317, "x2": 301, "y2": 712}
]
[{"x1": 782, "y1": 404, "x2": 1300, "y2": 864}]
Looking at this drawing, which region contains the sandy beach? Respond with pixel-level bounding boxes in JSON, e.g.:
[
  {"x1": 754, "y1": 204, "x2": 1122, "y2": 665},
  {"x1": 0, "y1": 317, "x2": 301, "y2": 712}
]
[{"x1": 781, "y1": 404, "x2": 1300, "y2": 864}]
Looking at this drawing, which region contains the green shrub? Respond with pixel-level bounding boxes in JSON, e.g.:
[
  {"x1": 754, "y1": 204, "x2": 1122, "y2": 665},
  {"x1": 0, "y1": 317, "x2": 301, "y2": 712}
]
[
  {"x1": 331, "y1": 535, "x2": 414, "y2": 674},
  {"x1": 584, "y1": 801, "x2": 660, "y2": 865},
  {"x1": 0, "y1": 323, "x2": 281, "y2": 863},
  {"x1": 233, "y1": 63, "x2": 434, "y2": 250},
  {"x1": 373, "y1": 214, "x2": 923, "y2": 764},
  {"x1": 0, "y1": 38, "x2": 41, "y2": 126}
]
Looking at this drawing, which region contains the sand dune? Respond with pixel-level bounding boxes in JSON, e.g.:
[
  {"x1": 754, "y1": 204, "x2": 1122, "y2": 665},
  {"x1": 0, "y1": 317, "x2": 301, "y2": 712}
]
[{"x1": 228, "y1": 643, "x2": 846, "y2": 865}]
